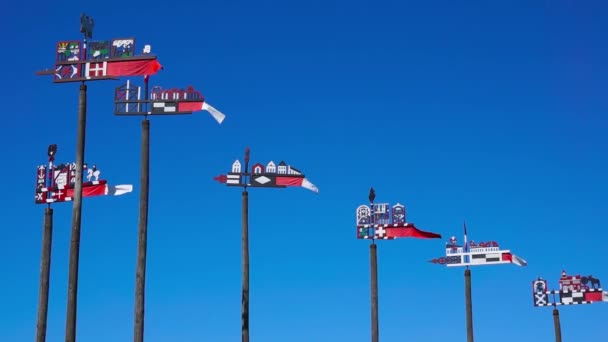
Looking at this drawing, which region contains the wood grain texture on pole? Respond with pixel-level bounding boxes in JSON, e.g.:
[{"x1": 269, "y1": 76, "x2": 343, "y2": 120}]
[
  {"x1": 65, "y1": 83, "x2": 87, "y2": 342},
  {"x1": 465, "y1": 269, "x2": 474, "y2": 342},
  {"x1": 134, "y1": 119, "x2": 150, "y2": 342},
  {"x1": 242, "y1": 190, "x2": 250, "y2": 342},
  {"x1": 553, "y1": 308, "x2": 562, "y2": 342},
  {"x1": 370, "y1": 242, "x2": 378, "y2": 342},
  {"x1": 36, "y1": 207, "x2": 53, "y2": 342}
]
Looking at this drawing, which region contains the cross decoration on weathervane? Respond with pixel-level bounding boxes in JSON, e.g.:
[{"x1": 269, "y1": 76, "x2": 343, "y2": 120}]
[
  {"x1": 356, "y1": 188, "x2": 441, "y2": 240},
  {"x1": 35, "y1": 13, "x2": 162, "y2": 83},
  {"x1": 214, "y1": 148, "x2": 319, "y2": 192},
  {"x1": 113, "y1": 80, "x2": 226, "y2": 124}
]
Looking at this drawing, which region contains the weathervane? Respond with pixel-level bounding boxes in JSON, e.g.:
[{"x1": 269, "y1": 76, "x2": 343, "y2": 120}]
[
  {"x1": 429, "y1": 223, "x2": 527, "y2": 342},
  {"x1": 532, "y1": 270, "x2": 607, "y2": 342},
  {"x1": 215, "y1": 147, "x2": 318, "y2": 342},
  {"x1": 357, "y1": 188, "x2": 441, "y2": 342},
  {"x1": 356, "y1": 190, "x2": 441, "y2": 240},
  {"x1": 429, "y1": 225, "x2": 527, "y2": 267},
  {"x1": 533, "y1": 271, "x2": 607, "y2": 307},
  {"x1": 113, "y1": 80, "x2": 226, "y2": 123},
  {"x1": 35, "y1": 144, "x2": 133, "y2": 204},
  {"x1": 36, "y1": 14, "x2": 161, "y2": 83},
  {"x1": 33, "y1": 144, "x2": 132, "y2": 342},
  {"x1": 34, "y1": 14, "x2": 161, "y2": 342},
  {"x1": 113, "y1": 74, "x2": 225, "y2": 342},
  {"x1": 214, "y1": 148, "x2": 318, "y2": 191}
]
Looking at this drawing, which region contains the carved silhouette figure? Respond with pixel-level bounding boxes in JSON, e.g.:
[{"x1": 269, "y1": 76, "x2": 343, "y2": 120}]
[
  {"x1": 86, "y1": 165, "x2": 101, "y2": 182},
  {"x1": 581, "y1": 275, "x2": 601, "y2": 289},
  {"x1": 535, "y1": 281, "x2": 546, "y2": 293}
]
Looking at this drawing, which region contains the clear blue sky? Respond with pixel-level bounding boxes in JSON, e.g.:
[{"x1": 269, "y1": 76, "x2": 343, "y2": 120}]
[{"x1": 1, "y1": 0, "x2": 607, "y2": 341}]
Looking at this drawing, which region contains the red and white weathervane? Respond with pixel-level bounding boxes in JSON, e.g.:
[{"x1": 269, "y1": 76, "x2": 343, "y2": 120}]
[{"x1": 35, "y1": 144, "x2": 133, "y2": 204}]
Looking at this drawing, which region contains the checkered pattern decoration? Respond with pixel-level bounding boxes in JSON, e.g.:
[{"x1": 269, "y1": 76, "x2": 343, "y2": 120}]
[
  {"x1": 533, "y1": 289, "x2": 602, "y2": 306},
  {"x1": 151, "y1": 101, "x2": 178, "y2": 114},
  {"x1": 558, "y1": 290, "x2": 595, "y2": 305},
  {"x1": 532, "y1": 272, "x2": 608, "y2": 307}
]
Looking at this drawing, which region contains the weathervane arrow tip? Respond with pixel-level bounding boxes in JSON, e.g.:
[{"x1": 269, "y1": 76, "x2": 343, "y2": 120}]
[{"x1": 213, "y1": 174, "x2": 227, "y2": 183}]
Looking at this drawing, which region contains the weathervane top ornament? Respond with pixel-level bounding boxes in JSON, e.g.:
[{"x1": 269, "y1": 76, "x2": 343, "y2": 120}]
[{"x1": 80, "y1": 13, "x2": 94, "y2": 39}]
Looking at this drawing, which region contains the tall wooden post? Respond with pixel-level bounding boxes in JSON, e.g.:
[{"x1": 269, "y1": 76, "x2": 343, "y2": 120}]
[
  {"x1": 465, "y1": 268, "x2": 474, "y2": 342},
  {"x1": 65, "y1": 83, "x2": 87, "y2": 342},
  {"x1": 552, "y1": 308, "x2": 562, "y2": 342},
  {"x1": 36, "y1": 207, "x2": 53, "y2": 342},
  {"x1": 242, "y1": 190, "x2": 250, "y2": 342},
  {"x1": 134, "y1": 118, "x2": 150, "y2": 342},
  {"x1": 370, "y1": 242, "x2": 379, "y2": 342}
]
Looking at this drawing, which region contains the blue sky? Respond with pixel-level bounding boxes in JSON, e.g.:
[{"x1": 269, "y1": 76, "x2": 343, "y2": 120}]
[{"x1": 1, "y1": 0, "x2": 607, "y2": 341}]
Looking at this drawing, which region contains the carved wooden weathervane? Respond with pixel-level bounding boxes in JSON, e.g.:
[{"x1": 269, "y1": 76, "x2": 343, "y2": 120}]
[
  {"x1": 35, "y1": 144, "x2": 133, "y2": 204},
  {"x1": 36, "y1": 13, "x2": 162, "y2": 83},
  {"x1": 356, "y1": 188, "x2": 441, "y2": 342},
  {"x1": 113, "y1": 80, "x2": 226, "y2": 123},
  {"x1": 429, "y1": 223, "x2": 527, "y2": 342},
  {"x1": 214, "y1": 147, "x2": 318, "y2": 342},
  {"x1": 356, "y1": 189, "x2": 441, "y2": 240},
  {"x1": 214, "y1": 148, "x2": 319, "y2": 191},
  {"x1": 533, "y1": 271, "x2": 608, "y2": 307},
  {"x1": 429, "y1": 227, "x2": 527, "y2": 267}
]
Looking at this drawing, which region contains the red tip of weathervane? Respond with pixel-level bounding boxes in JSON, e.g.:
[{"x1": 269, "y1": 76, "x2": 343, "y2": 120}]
[{"x1": 213, "y1": 174, "x2": 227, "y2": 183}]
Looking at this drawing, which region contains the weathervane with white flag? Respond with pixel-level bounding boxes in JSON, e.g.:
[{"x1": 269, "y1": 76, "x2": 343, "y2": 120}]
[
  {"x1": 214, "y1": 147, "x2": 318, "y2": 342},
  {"x1": 533, "y1": 271, "x2": 607, "y2": 307},
  {"x1": 429, "y1": 222, "x2": 528, "y2": 342},
  {"x1": 35, "y1": 144, "x2": 133, "y2": 204},
  {"x1": 429, "y1": 223, "x2": 528, "y2": 267},
  {"x1": 33, "y1": 143, "x2": 133, "y2": 342},
  {"x1": 114, "y1": 79, "x2": 226, "y2": 124},
  {"x1": 213, "y1": 147, "x2": 319, "y2": 192},
  {"x1": 112, "y1": 70, "x2": 226, "y2": 342},
  {"x1": 532, "y1": 270, "x2": 607, "y2": 342}
]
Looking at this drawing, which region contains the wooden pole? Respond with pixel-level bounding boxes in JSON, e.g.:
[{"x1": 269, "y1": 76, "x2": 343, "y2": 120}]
[
  {"x1": 242, "y1": 190, "x2": 250, "y2": 342},
  {"x1": 553, "y1": 308, "x2": 562, "y2": 342},
  {"x1": 370, "y1": 242, "x2": 378, "y2": 342},
  {"x1": 134, "y1": 118, "x2": 150, "y2": 342},
  {"x1": 465, "y1": 268, "x2": 474, "y2": 342},
  {"x1": 65, "y1": 83, "x2": 87, "y2": 342},
  {"x1": 36, "y1": 207, "x2": 53, "y2": 342}
]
